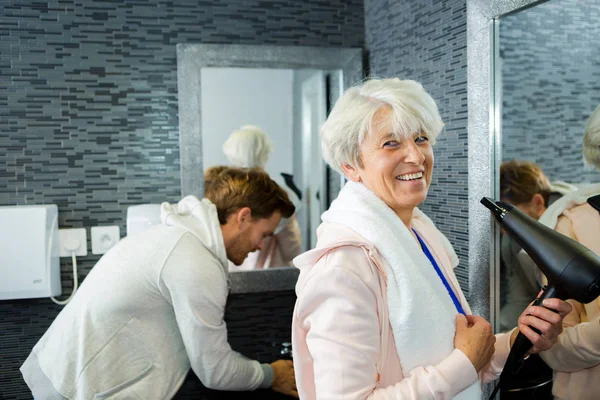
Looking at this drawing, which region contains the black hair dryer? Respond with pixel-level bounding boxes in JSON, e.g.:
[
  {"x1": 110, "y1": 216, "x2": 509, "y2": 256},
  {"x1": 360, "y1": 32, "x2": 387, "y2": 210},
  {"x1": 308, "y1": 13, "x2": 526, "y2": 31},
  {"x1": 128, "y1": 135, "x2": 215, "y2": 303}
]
[{"x1": 481, "y1": 197, "x2": 600, "y2": 399}]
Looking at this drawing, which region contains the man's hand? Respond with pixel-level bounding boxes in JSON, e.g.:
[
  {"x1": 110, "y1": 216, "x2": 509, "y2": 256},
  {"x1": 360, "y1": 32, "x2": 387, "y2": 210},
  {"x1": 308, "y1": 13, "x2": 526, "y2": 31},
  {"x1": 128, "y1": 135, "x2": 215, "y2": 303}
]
[{"x1": 270, "y1": 359, "x2": 298, "y2": 398}]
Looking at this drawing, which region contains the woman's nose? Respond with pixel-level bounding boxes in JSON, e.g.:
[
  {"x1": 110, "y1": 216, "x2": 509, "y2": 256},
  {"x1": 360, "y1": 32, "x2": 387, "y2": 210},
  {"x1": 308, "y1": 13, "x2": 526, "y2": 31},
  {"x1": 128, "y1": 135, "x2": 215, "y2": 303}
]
[{"x1": 403, "y1": 141, "x2": 426, "y2": 164}]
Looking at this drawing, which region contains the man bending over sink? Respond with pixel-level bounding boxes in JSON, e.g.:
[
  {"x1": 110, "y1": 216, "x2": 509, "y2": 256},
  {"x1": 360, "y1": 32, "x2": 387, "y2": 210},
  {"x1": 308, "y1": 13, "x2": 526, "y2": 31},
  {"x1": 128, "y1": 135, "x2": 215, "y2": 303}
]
[{"x1": 21, "y1": 167, "x2": 298, "y2": 399}]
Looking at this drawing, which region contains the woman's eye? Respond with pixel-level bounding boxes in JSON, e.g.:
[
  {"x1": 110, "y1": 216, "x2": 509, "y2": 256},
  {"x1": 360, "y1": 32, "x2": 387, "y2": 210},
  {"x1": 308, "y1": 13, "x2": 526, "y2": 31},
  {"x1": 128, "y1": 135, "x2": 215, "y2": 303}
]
[
  {"x1": 415, "y1": 136, "x2": 429, "y2": 143},
  {"x1": 383, "y1": 140, "x2": 399, "y2": 147}
]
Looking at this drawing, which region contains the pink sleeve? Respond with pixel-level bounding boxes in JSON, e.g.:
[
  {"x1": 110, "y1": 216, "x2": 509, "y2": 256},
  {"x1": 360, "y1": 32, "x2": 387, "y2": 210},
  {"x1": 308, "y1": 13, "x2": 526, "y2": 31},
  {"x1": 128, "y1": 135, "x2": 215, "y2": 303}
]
[
  {"x1": 479, "y1": 331, "x2": 513, "y2": 384},
  {"x1": 540, "y1": 319, "x2": 600, "y2": 372},
  {"x1": 275, "y1": 215, "x2": 302, "y2": 261},
  {"x1": 537, "y1": 213, "x2": 600, "y2": 372},
  {"x1": 295, "y1": 251, "x2": 478, "y2": 400}
]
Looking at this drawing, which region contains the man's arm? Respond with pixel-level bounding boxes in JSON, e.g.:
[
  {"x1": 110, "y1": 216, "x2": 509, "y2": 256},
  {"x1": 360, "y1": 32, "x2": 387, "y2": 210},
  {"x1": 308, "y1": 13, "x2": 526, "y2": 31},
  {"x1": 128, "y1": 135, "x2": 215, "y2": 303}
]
[{"x1": 158, "y1": 233, "x2": 271, "y2": 391}]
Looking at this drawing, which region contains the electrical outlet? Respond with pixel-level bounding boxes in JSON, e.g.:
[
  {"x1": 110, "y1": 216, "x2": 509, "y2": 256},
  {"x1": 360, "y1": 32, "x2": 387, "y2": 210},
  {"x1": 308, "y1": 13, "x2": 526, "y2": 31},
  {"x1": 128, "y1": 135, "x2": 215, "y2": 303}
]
[
  {"x1": 91, "y1": 226, "x2": 120, "y2": 255},
  {"x1": 59, "y1": 228, "x2": 88, "y2": 257}
]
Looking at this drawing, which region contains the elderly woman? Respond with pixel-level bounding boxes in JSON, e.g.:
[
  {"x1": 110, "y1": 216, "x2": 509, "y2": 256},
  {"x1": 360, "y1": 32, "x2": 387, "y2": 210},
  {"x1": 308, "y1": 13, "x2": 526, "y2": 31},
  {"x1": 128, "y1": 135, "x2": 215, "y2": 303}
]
[
  {"x1": 291, "y1": 78, "x2": 572, "y2": 399},
  {"x1": 532, "y1": 105, "x2": 600, "y2": 400}
]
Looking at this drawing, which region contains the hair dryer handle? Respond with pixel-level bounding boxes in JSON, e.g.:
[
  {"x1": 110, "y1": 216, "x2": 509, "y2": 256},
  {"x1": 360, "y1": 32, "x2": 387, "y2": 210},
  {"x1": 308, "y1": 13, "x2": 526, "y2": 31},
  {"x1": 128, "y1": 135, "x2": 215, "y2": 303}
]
[
  {"x1": 488, "y1": 285, "x2": 561, "y2": 400},
  {"x1": 504, "y1": 285, "x2": 559, "y2": 373}
]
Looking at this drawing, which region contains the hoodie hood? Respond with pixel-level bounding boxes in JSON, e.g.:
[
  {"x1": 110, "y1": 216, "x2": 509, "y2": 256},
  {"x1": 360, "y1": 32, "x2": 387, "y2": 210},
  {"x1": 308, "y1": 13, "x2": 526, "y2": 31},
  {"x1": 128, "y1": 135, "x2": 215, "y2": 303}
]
[
  {"x1": 294, "y1": 223, "x2": 371, "y2": 267},
  {"x1": 293, "y1": 222, "x2": 380, "y2": 295},
  {"x1": 160, "y1": 195, "x2": 229, "y2": 273}
]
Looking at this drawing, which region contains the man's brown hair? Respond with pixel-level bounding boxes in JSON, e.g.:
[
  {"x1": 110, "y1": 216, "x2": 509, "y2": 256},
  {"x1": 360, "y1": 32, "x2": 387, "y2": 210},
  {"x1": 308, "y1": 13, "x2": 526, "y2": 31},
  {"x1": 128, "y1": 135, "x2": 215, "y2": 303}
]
[
  {"x1": 500, "y1": 160, "x2": 551, "y2": 206},
  {"x1": 204, "y1": 166, "x2": 295, "y2": 224},
  {"x1": 204, "y1": 165, "x2": 229, "y2": 194}
]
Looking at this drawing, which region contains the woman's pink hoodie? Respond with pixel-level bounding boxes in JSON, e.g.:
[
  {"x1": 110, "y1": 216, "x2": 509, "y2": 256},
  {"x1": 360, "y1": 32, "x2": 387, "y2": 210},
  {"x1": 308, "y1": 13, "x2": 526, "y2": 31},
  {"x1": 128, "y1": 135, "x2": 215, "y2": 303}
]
[{"x1": 292, "y1": 216, "x2": 513, "y2": 399}]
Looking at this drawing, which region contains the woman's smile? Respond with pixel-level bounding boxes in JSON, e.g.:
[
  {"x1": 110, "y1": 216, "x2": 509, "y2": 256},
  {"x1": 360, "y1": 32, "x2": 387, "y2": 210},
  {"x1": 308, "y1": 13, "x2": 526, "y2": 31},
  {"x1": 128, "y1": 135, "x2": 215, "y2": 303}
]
[{"x1": 396, "y1": 171, "x2": 424, "y2": 181}]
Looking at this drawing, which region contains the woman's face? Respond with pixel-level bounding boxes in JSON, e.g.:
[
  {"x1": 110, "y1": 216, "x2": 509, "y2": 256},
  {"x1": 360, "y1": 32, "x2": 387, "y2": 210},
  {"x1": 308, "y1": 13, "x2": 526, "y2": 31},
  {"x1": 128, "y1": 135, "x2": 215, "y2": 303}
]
[{"x1": 346, "y1": 107, "x2": 434, "y2": 218}]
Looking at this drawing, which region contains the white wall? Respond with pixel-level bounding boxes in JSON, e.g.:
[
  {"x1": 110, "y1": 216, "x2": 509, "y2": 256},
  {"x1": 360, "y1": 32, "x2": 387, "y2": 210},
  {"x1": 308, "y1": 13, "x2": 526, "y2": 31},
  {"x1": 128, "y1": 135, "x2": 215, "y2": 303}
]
[{"x1": 200, "y1": 67, "x2": 294, "y2": 179}]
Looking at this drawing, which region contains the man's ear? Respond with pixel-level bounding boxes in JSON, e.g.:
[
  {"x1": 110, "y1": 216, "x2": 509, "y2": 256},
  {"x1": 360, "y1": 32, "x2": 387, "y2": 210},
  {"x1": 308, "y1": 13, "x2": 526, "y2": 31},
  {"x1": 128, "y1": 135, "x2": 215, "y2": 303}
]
[
  {"x1": 235, "y1": 207, "x2": 252, "y2": 228},
  {"x1": 341, "y1": 163, "x2": 361, "y2": 183},
  {"x1": 531, "y1": 193, "x2": 546, "y2": 217}
]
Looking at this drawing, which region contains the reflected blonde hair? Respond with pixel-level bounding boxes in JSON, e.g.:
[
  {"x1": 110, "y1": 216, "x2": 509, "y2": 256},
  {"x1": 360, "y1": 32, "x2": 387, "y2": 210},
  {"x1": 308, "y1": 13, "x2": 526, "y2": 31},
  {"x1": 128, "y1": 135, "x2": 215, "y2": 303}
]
[
  {"x1": 583, "y1": 105, "x2": 600, "y2": 170},
  {"x1": 321, "y1": 78, "x2": 444, "y2": 175},
  {"x1": 222, "y1": 125, "x2": 274, "y2": 168}
]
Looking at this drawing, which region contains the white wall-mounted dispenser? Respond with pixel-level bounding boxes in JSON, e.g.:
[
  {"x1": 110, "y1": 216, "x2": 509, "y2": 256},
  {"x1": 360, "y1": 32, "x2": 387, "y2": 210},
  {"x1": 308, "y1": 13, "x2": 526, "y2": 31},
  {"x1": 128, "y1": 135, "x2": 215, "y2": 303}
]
[
  {"x1": 126, "y1": 204, "x2": 162, "y2": 236},
  {"x1": 0, "y1": 204, "x2": 61, "y2": 300}
]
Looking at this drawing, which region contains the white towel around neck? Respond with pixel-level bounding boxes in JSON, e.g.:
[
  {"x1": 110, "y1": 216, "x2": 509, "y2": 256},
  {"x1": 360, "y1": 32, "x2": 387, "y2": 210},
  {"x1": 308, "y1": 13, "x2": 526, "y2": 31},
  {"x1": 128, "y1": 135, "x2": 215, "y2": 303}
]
[{"x1": 321, "y1": 181, "x2": 480, "y2": 399}]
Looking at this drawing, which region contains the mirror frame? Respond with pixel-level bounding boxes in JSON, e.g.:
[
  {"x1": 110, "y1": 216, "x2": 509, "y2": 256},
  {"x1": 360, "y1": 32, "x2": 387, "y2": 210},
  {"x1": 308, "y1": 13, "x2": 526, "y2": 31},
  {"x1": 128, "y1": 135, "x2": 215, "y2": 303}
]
[
  {"x1": 467, "y1": 0, "x2": 544, "y2": 333},
  {"x1": 177, "y1": 43, "x2": 363, "y2": 198},
  {"x1": 467, "y1": 1, "x2": 544, "y2": 396},
  {"x1": 176, "y1": 43, "x2": 363, "y2": 293}
]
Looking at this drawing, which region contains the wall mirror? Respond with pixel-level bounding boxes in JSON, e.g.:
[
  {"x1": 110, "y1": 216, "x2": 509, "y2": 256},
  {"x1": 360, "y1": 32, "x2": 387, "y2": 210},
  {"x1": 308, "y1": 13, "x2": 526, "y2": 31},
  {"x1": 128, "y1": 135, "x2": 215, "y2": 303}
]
[
  {"x1": 177, "y1": 44, "x2": 362, "y2": 292},
  {"x1": 496, "y1": 0, "x2": 600, "y2": 332},
  {"x1": 200, "y1": 66, "x2": 337, "y2": 254},
  {"x1": 469, "y1": 0, "x2": 600, "y2": 328},
  {"x1": 469, "y1": 0, "x2": 599, "y2": 396}
]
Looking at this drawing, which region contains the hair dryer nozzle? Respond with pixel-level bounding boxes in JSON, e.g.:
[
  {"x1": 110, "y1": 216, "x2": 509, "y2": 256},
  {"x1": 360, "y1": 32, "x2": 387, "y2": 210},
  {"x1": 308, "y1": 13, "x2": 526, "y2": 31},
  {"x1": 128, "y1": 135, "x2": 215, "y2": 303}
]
[
  {"x1": 481, "y1": 197, "x2": 600, "y2": 303},
  {"x1": 480, "y1": 197, "x2": 510, "y2": 221}
]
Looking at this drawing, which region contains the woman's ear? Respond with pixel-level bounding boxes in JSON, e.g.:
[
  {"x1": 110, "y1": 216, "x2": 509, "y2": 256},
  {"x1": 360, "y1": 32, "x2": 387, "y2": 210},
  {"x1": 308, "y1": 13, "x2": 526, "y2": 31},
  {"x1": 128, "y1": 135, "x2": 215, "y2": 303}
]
[{"x1": 341, "y1": 163, "x2": 362, "y2": 182}]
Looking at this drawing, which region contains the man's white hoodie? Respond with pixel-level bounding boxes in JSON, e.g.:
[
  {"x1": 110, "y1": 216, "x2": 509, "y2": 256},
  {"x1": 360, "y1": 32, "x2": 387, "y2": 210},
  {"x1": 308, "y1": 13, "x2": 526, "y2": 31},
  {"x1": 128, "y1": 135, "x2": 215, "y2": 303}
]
[{"x1": 21, "y1": 196, "x2": 272, "y2": 400}]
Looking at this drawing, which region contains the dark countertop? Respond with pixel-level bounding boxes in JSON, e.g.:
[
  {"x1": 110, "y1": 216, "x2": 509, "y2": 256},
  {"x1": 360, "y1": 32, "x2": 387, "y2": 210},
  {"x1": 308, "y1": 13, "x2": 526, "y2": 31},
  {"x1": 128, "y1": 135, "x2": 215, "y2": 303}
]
[
  {"x1": 174, "y1": 373, "x2": 296, "y2": 399},
  {"x1": 188, "y1": 388, "x2": 294, "y2": 400},
  {"x1": 229, "y1": 267, "x2": 299, "y2": 294}
]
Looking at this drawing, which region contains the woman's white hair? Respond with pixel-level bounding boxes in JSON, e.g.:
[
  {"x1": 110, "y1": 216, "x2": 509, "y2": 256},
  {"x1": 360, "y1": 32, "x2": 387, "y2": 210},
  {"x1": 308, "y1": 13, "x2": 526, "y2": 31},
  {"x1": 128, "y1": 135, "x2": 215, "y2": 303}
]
[
  {"x1": 321, "y1": 78, "x2": 444, "y2": 175},
  {"x1": 222, "y1": 125, "x2": 274, "y2": 168},
  {"x1": 583, "y1": 105, "x2": 600, "y2": 170}
]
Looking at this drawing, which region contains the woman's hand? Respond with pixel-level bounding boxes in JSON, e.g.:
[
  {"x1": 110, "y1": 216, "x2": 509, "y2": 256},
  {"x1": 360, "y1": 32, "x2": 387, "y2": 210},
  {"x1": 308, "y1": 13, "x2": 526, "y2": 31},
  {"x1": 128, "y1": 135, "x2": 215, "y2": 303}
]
[
  {"x1": 454, "y1": 314, "x2": 496, "y2": 372},
  {"x1": 512, "y1": 297, "x2": 573, "y2": 354}
]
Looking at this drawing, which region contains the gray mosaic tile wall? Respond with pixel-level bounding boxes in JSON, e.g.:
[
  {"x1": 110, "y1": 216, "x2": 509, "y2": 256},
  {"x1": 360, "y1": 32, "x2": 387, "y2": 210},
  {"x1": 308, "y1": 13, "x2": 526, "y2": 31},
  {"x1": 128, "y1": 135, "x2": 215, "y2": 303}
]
[
  {"x1": 0, "y1": 0, "x2": 364, "y2": 397},
  {"x1": 365, "y1": 0, "x2": 470, "y2": 294},
  {"x1": 500, "y1": 0, "x2": 600, "y2": 185}
]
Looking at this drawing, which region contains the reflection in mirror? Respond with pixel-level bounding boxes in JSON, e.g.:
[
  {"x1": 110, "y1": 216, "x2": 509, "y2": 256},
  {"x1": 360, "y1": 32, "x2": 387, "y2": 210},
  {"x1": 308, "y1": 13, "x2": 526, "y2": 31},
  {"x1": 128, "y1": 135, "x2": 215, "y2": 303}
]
[
  {"x1": 177, "y1": 44, "x2": 363, "y2": 286},
  {"x1": 497, "y1": 0, "x2": 600, "y2": 331},
  {"x1": 494, "y1": 1, "x2": 600, "y2": 398},
  {"x1": 201, "y1": 67, "x2": 333, "y2": 270}
]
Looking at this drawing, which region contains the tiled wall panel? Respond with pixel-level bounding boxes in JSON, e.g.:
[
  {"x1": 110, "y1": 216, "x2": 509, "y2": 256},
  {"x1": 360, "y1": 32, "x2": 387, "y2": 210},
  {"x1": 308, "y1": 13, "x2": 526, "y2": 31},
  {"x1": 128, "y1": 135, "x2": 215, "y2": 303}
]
[
  {"x1": 500, "y1": 0, "x2": 600, "y2": 185},
  {"x1": 365, "y1": 0, "x2": 470, "y2": 293}
]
